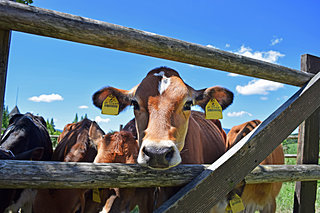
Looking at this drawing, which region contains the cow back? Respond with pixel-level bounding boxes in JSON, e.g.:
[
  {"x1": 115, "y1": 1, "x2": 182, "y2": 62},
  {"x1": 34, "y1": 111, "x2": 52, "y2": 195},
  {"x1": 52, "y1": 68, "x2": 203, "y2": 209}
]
[
  {"x1": 0, "y1": 113, "x2": 53, "y2": 161},
  {"x1": 227, "y1": 120, "x2": 284, "y2": 212},
  {"x1": 181, "y1": 111, "x2": 226, "y2": 164}
]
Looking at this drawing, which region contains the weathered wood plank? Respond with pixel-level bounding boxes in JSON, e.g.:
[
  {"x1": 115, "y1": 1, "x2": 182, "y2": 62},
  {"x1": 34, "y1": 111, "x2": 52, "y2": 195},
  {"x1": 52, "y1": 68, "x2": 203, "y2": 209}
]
[
  {"x1": 0, "y1": 161, "x2": 320, "y2": 189},
  {"x1": 0, "y1": 28, "x2": 11, "y2": 131},
  {"x1": 285, "y1": 154, "x2": 320, "y2": 159},
  {"x1": 245, "y1": 165, "x2": 320, "y2": 184},
  {"x1": 0, "y1": 1, "x2": 314, "y2": 86},
  {"x1": 294, "y1": 54, "x2": 320, "y2": 213},
  {"x1": 155, "y1": 72, "x2": 320, "y2": 213},
  {"x1": 0, "y1": 161, "x2": 206, "y2": 189}
]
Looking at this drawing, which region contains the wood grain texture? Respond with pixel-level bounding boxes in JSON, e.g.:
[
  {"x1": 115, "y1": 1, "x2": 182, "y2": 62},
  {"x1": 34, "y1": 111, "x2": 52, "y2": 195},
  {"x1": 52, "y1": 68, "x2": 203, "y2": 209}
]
[
  {"x1": 0, "y1": 161, "x2": 319, "y2": 189},
  {"x1": 0, "y1": 28, "x2": 11, "y2": 130},
  {"x1": 155, "y1": 72, "x2": 320, "y2": 213},
  {"x1": 0, "y1": 1, "x2": 314, "y2": 86},
  {"x1": 294, "y1": 54, "x2": 320, "y2": 213},
  {"x1": 0, "y1": 161, "x2": 206, "y2": 188}
]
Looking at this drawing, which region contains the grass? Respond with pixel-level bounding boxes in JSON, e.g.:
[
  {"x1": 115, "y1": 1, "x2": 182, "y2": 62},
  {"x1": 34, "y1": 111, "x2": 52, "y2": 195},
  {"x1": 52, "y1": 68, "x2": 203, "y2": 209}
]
[{"x1": 276, "y1": 140, "x2": 320, "y2": 212}]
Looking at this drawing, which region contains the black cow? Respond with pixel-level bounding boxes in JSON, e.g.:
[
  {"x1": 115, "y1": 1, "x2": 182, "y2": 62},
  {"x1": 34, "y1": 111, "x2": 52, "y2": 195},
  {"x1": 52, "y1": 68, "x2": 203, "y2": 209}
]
[{"x1": 0, "y1": 113, "x2": 53, "y2": 213}]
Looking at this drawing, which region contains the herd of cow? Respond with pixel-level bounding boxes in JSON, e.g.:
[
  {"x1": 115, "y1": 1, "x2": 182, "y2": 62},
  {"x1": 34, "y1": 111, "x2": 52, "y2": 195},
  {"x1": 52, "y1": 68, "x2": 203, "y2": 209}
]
[{"x1": 0, "y1": 67, "x2": 284, "y2": 213}]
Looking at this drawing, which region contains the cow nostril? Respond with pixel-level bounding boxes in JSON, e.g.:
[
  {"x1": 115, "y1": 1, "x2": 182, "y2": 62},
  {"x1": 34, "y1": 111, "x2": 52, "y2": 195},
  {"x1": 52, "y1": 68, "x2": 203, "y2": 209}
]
[
  {"x1": 165, "y1": 148, "x2": 174, "y2": 162},
  {"x1": 142, "y1": 146, "x2": 150, "y2": 157}
]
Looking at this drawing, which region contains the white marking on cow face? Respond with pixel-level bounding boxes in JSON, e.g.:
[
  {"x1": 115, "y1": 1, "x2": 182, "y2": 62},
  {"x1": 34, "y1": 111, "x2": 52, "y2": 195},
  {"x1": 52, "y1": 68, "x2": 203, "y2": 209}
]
[{"x1": 154, "y1": 71, "x2": 171, "y2": 95}]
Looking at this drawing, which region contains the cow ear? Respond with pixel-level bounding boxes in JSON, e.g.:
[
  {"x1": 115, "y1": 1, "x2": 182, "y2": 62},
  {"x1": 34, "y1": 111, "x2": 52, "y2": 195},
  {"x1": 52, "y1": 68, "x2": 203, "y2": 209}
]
[
  {"x1": 92, "y1": 87, "x2": 134, "y2": 114},
  {"x1": 89, "y1": 121, "x2": 105, "y2": 146},
  {"x1": 9, "y1": 114, "x2": 23, "y2": 125},
  {"x1": 194, "y1": 86, "x2": 233, "y2": 110}
]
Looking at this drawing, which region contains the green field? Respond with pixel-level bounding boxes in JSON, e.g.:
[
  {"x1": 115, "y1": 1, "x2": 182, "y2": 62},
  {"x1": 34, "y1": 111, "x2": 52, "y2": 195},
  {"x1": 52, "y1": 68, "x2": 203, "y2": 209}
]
[{"x1": 276, "y1": 140, "x2": 320, "y2": 213}]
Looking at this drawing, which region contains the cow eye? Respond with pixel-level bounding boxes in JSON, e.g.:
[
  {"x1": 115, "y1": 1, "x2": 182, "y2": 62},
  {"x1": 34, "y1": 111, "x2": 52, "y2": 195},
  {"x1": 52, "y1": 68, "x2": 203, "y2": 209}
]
[
  {"x1": 131, "y1": 100, "x2": 140, "y2": 110},
  {"x1": 183, "y1": 101, "x2": 193, "y2": 111}
]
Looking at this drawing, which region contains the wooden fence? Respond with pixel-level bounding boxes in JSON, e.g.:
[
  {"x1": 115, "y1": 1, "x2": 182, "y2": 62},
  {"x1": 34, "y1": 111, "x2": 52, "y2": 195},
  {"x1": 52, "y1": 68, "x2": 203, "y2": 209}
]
[{"x1": 0, "y1": 1, "x2": 319, "y2": 212}]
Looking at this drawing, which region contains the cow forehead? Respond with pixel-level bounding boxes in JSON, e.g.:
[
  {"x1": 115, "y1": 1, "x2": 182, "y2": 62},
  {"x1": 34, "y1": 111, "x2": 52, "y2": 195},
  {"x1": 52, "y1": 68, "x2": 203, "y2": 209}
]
[{"x1": 135, "y1": 69, "x2": 190, "y2": 105}]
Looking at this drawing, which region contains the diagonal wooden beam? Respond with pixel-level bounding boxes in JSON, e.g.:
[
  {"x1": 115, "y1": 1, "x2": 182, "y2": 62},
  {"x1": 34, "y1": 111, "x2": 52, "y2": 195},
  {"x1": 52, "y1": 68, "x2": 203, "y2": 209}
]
[{"x1": 155, "y1": 72, "x2": 320, "y2": 213}]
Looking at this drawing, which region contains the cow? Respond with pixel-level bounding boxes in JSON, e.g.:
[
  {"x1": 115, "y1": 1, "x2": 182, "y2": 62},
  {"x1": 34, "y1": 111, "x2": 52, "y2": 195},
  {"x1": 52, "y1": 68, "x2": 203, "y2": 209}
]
[
  {"x1": 226, "y1": 120, "x2": 284, "y2": 213},
  {"x1": 33, "y1": 119, "x2": 148, "y2": 213},
  {"x1": 33, "y1": 118, "x2": 98, "y2": 213},
  {"x1": 0, "y1": 113, "x2": 53, "y2": 213},
  {"x1": 88, "y1": 123, "x2": 149, "y2": 213},
  {"x1": 92, "y1": 67, "x2": 233, "y2": 212}
]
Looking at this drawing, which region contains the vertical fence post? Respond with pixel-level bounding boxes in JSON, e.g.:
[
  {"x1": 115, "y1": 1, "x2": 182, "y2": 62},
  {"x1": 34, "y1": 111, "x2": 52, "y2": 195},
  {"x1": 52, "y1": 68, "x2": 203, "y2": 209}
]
[
  {"x1": 0, "y1": 29, "x2": 11, "y2": 131},
  {"x1": 293, "y1": 54, "x2": 320, "y2": 213}
]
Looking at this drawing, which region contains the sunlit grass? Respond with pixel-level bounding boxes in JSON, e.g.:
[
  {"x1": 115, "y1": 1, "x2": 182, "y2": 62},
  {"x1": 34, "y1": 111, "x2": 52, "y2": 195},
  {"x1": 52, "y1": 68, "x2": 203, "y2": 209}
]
[{"x1": 276, "y1": 140, "x2": 320, "y2": 212}]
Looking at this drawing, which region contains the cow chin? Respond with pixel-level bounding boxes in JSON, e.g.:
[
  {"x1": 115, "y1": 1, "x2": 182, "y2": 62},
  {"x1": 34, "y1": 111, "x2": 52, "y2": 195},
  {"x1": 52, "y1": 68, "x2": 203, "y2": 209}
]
[{"x1": 137, "y1": 139, "x2": 182, "y2": 170}]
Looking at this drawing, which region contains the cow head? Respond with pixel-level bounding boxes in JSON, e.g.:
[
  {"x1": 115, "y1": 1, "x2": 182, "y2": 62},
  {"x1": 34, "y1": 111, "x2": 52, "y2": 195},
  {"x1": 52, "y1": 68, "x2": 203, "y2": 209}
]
[
  {"x1": 89, "y1": 121, "x2": 138, "y2": 164},
  {"x1": 93, "y1": 67, "x2": 233, "y2": 169}
]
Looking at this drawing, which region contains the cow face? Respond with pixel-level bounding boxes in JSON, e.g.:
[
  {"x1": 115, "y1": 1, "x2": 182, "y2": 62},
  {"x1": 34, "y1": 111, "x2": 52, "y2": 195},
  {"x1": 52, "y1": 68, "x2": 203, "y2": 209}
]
[
  {"x1": 93, "y1": 67, "x2": 233, "y2": 169},
  {"x1": 89, "y1": 122, "x2": 139, "y2": 164}
]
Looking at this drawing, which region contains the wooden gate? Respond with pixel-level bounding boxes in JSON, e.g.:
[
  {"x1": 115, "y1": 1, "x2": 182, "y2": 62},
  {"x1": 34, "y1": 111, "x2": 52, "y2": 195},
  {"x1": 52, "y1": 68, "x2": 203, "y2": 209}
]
[{"x1": 0, "y1": 1, "x2": 319, "y2": 212}]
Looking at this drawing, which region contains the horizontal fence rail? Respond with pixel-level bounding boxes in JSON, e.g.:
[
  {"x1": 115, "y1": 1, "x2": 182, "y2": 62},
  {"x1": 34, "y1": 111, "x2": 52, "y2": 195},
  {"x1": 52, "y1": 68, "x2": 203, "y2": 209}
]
[
  {"x1": 285, "y1": 154, "x2": 320, "y2": 159},
  {"x1": 0, "y1": 0, "x2": 314, "y2": 86},
  {"x1": 0, "y1": 160, "x2": 319, "y2": 189}
]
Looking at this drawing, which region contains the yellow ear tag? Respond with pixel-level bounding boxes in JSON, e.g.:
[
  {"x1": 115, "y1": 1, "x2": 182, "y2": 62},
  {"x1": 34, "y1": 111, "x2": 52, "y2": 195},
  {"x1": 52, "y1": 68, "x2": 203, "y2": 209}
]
[
  {"x1": 229, "y1": 194, "x2": 245, "y2": 213},
  {"x1": 101, "y1": 95, "x2": 119, "y2": 115},
  {"x1": 205, "y1": 98, "x2": 223, "y2": 119},
  {"x1": 92, "y1": 188, "x2": 101, "y2": 203},
  {"x1": 225, "y1": 204, "x2": 233, "y2": 213}
]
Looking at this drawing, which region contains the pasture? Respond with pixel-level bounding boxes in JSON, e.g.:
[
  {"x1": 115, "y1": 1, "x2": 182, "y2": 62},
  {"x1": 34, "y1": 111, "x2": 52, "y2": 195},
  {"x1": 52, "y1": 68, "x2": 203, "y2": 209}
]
[{"x1": 276, "y1": 138, "x2": 320, "y2": 213}]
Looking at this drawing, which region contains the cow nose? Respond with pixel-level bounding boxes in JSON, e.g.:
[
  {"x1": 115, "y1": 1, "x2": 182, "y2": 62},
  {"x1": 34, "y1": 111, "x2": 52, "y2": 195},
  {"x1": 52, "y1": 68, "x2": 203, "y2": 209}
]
[{"x1": 142, "y1": 146, "x2": 174, "y2": 169}]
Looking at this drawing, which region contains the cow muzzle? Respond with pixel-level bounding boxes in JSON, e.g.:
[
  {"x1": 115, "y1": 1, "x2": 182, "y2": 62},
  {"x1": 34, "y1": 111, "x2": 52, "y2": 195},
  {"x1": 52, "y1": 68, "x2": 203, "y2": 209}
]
[{"x1": 137, "y1": 140, "x2": 181, "y2": 170}]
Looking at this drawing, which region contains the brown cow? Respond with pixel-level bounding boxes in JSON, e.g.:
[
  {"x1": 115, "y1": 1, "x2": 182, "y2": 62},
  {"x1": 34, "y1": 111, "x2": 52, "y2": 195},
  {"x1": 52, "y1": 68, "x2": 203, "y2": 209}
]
[
  {"x1": 34, "y1": 119, "x2": 152, "y2": 213},
  {"x1": 92, "y1": 67, "x2": 233, "y2": 212},
  {"x1": 92, "y1": 67, "x2": 233, "y2": 170},
  {"x1": 88, "y1": 120, "x2": 155, "y2": 213},
  {"x1": 226, "y1": 120, "x2": 284, "y2": 213},
  {"x1": 33, "y1": 118, "x2": 99, "y2": 213}
]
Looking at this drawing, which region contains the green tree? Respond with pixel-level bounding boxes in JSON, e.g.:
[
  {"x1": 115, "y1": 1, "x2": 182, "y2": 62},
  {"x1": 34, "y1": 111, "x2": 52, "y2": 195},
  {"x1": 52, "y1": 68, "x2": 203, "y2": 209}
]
[
  {"x1": 80, "y1": 114, "x2": 88, "y2": 121},
  {"x1": 46, "y1": 118, "x2": 60, "y2": 148},
  {"x1": 2, "y1": 106, "x2": 9, "y2": 132},
  {"x1": 16, "y1": 0, "x2": 33, "y2": 5},
  {"x1": 73, "y1": 113, "x2": 79, "y2": 123}
]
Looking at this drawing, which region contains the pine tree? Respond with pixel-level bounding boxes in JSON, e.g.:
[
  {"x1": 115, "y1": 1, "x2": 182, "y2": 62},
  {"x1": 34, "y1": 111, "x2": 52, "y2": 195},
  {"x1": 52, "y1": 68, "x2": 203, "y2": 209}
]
[
  {"x1": 2, "y1": 106, "x2": 9, "y2": 130},
  {"x1": 73, "y1": 113, "x2": 79, "y2": 123}
]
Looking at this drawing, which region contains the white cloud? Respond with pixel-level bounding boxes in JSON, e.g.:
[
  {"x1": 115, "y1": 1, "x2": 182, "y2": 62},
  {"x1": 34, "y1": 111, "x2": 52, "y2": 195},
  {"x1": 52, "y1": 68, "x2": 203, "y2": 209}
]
[
  {"x1": 228, "y1": 73, "x2": 240, "y2": 77},
  {"x1": 206, "y1": 44, "x2": 216, "y2": 48},
  {"x1": 277, "y1": 96, "x2": 289, "y2": 101},
  {"x1": 28, "y1": 93, "x2": 63, "y2": 103},
  {"x1": 236, "y1": 79, "x2": 284, "y2": 95},
  {"x1": 95, "y1": 116, "x2": 110, "y2": 124},
  {"x1": 271, "y1": 37, "x2": 283, "y2": 46},
  {"x1": 235, "y1": 45, "x2": 284, "y2": 63},
  {"x1": 227, "y1": 111, "x2": 252, "y2": 117},
  {"x1": 78, "y1": 105, "x2": 89, "y2": 109},
  {"x1": 225, "y1": 43, "x2": 230, "y2": 48},
  {"x1": 260, "y1": 96, "x2": 268, "y2": 101}
]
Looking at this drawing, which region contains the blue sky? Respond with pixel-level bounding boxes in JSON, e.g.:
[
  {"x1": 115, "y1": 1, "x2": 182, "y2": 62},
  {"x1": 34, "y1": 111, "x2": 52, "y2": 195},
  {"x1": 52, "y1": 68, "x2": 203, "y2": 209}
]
[{"x1": 4, "y1": 0, "x2": 320, "y2": 132}]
